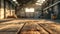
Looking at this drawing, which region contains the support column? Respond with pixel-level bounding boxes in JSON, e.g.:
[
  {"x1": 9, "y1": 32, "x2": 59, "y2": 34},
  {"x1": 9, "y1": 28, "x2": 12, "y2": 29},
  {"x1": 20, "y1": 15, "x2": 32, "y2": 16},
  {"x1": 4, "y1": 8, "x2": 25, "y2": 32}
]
[
  {"x1": 0, "y1": 0, "x2": 1, "y2": 19},
  {"x1": 5, "y1": 1, "x2": 11, "y2": 18},
  {"x1": 10, "y1": 4, "x2": 14, "y2": 16},
  {"x1": 0, "y1": 0, "x2": 4, "y2": 19},
  {"x1": 57, "y1": 3, "x2": 60, "y2": 19}
]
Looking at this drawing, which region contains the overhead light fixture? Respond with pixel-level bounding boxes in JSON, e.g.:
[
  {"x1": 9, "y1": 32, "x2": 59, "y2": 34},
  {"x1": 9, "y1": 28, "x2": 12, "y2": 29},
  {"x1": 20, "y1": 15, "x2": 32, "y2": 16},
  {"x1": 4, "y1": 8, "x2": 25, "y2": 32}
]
[
  {"x1": 37, "y1": 0, "x2": 40, "y2": 2},
  {"x1": 35, "y1": 0, "x2": 45, "y2": 5},
  {"x1": 13, "y1": 0, "x2": 16, "y2": 1},
  {"x1": 43, "y1": 0, "x2": 45, "y2": 1}
]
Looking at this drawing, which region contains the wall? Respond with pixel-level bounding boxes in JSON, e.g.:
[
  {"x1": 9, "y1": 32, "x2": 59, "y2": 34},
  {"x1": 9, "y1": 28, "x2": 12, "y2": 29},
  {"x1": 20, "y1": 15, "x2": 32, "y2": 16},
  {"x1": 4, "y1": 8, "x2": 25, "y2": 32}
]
[
  {"x1": 16, "y1": 5, "x2": 41, "y2": 18},
  {"x1": 42, "y1": 0, "x2": 60, "y2": 19},
  {"x1": 0, "y1": 0, "x2": 16, "y2": 19}
]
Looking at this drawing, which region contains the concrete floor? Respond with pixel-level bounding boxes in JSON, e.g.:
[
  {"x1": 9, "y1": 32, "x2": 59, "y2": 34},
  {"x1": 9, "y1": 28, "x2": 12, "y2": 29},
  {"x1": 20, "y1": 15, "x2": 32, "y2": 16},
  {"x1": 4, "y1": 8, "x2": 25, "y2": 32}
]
[{"x1": 0, "y1": 19, "x2": 60, "y2": 34}]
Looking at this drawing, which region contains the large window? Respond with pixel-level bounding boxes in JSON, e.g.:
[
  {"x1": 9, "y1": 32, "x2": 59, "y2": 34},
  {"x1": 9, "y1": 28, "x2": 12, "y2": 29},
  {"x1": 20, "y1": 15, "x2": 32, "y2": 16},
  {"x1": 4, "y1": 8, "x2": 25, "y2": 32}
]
[{"x1": 25, "y1": 8, "x2": 34, "y2": 12}]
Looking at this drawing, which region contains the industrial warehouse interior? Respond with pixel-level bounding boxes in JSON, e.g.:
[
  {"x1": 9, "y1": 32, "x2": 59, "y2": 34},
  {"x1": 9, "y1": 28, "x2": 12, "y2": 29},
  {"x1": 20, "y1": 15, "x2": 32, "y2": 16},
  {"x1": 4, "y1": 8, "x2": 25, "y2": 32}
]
[{"x1": 0, "y1": 0, "x2": 60, "y2": 34}]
